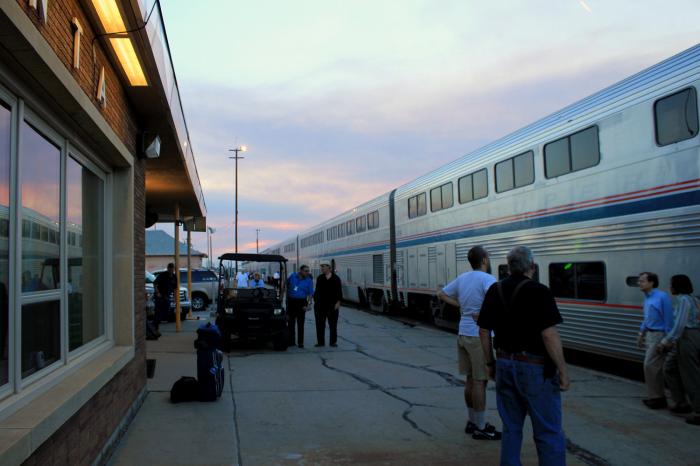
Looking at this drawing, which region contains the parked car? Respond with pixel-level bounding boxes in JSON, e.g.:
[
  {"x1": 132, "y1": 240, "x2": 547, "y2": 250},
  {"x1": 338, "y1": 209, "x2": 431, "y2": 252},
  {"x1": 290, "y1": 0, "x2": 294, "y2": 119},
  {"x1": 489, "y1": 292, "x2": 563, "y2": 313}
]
[
  {"x1": 216, "y1": 253, "x2": 288, "y2": 351},
  {"x1": 145, "y1": 271, "x2": 191, "y2": 322},
  {"x1": 153, "y1": 268, "x2": 218, "y2": 312}
]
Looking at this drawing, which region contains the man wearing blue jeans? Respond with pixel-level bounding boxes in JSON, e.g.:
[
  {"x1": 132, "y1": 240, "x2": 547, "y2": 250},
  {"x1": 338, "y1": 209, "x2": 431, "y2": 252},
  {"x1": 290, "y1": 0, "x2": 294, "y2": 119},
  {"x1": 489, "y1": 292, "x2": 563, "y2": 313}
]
[{"x1": 478, "y1": 246, "x2": 570, "y2": 466}]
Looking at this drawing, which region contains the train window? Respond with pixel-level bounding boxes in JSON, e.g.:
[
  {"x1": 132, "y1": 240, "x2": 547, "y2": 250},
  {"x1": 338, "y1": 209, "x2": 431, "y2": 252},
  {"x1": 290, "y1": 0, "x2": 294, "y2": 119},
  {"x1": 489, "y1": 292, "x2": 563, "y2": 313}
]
[
  {"x1": 654, "y1": 87, "x2": 698, "y2": 146},
  {"x1": 346, "y1": 220, "x2": 354, "y2": 235},
  {"x1": 430, "y1": 182, "x2": 453, "y2": 212},
  {"x1": 544, "y1": 126, "x2": 599, "y2": 178},
  {"x1": 367, "y1": 210, "x2": 379, "y2": 229},
  {"x1": 626, "y1": 276, "x2": 639, "y2": 287},
  {"x1": 0, "y1": 219, "x2": 8, "y2": 237},
  {"x1": 408, "y1": 193, "x2": 427, "y2": 218},
  {"x1": 459, "y1": 169, "x2": 488, "y2": 203},
  {"x1": 31, "y1": 222, "x2": 40, "y2": 240},
  {"x1": 356, "y1": 215, "x2": 366, "y2": 232},
  {"x1": 549, "y1": 261, "x2": 606, "y2": 301},
  {"x1": 338, "y1": 222, "x2": 345, "y2": 238},
  {"x1": 496, "y1": 151, "x2": 534, "y2": 193},
  {"x1": 22, "y1": 219, "x2": 30, "y2": 238},
  {"x1": 417, "y1": 192, "x2": 426, "y2": 216},
  {"x1": 498, "y1": 263, "x2": 539, "y2": 281}
]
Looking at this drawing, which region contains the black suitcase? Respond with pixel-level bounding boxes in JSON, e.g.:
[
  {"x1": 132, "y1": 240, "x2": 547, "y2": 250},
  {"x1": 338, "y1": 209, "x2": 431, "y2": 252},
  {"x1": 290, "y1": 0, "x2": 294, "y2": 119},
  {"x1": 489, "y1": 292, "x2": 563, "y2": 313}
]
[{"x1": 197, "y1": 348, "x2": 224, "y2": 401}]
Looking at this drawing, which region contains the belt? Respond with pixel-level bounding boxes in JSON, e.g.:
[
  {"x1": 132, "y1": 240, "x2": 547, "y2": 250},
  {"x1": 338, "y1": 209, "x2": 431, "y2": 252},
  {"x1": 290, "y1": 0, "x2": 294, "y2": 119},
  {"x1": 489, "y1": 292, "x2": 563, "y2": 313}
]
[{"x1": 497, "y1": 350, "x2": 546, "y2": 365}]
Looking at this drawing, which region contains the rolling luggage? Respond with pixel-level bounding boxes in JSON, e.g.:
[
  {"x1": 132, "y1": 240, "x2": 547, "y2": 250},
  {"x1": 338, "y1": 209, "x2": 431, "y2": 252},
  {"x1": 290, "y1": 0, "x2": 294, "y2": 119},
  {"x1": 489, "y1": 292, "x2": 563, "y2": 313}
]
[
  {"x1": 194, "y1": 322, "x2": 224, "y2": 401},
  {"x1": 197, "y1": 348, "x2": 224, "y2": 401}
]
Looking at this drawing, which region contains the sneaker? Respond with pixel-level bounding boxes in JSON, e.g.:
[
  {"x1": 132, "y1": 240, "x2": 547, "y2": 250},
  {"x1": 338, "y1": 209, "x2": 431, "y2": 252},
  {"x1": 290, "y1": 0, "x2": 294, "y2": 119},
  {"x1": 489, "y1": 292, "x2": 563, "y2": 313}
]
[
  {"x1": 472, "y1": 423, "x2": 502, "y2": 440},
  {"x1": 330, "y1": 343, "x2": 338, "y2": 347},
  {"x1": 464, "y1": 421, "x2": 477, "y2": 434},
  {"x1": 314, "y1": 343, "x2": 325, "y2": 347},
  {"x1": 642, "y1": 398, "x2": 667, "y2": 409},
  {"x1": 686, "y1": 416, "x2": 700, "y2": 425},
  {"x1": 670, "y1": 404, "x2": 692, "y2": 414}
]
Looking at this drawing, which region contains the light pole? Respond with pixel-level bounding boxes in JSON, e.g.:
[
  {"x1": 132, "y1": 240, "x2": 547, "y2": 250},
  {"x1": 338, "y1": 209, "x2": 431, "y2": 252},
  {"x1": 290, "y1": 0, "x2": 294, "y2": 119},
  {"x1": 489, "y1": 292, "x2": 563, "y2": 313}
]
[
  {"x1": 207, "y1": 226, "x2": 216, "y2": 269},
  {"x1": 256, "y1": 228, "x2": 260, "y2": 254},
  {"x1": 228, "y1": 145, "x2": 247, "y2": 267}
]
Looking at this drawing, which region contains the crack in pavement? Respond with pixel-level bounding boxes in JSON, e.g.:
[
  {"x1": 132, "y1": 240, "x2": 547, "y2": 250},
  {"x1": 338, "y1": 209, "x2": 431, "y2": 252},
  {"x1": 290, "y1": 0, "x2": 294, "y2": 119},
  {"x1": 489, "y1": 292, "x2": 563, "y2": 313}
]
[
  {"x1": 318, "y1": 355, "x2": 433, "y2": 437},
  {"x1": 227, "y1": 355, "x2": 244, "y2": 466},
  {"x1": 339, "y1": 335, "x2": 464, "y2": 387}
]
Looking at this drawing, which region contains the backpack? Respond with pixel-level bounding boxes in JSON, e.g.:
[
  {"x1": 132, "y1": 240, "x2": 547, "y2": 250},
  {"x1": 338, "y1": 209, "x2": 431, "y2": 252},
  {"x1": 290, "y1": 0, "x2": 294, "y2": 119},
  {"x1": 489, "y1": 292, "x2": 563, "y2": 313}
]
[{"x1": 170, "y1": 376, "x2": 199, "y2": 403}]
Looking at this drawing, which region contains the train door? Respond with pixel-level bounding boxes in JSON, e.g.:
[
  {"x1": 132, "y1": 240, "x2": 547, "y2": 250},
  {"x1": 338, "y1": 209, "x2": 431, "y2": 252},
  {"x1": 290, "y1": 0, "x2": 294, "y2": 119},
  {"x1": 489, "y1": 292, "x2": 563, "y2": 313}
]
[
  {"x1": 444, "y1": 243, "x2": 456, "y2": 283},
  {"x1": 395, "y1": 249, "x2": 405, "y2": 289},
  {"x1": 407, "y1": 248, "x2": 418, "y2": 288},
  {"x1": 418, "y1": 246, "x2": 429, "y2": 289},
  {"x1": 428, "y1": 246, "x2": 437, "y2": 289},
  {"x1": 436, "y1": 244, "x2": 447, "y2": 288}
]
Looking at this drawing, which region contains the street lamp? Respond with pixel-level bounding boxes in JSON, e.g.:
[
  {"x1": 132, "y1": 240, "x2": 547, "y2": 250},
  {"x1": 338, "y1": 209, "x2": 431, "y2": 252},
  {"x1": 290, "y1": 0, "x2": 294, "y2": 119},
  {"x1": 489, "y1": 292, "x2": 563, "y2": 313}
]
[
  {"x1": 228, "y1": 145, "x2": 248, "y2": 265},
  {"x1": 207, "y1": 226, "x2": 216, "y2": 269}
]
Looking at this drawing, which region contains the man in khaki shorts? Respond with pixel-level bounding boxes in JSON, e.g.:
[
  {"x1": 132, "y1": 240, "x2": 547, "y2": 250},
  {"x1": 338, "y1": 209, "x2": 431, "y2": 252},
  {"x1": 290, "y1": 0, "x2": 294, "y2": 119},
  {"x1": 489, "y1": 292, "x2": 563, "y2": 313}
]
[{"x1": 438, "y1": 246, "x2": 501, "y2": 440}]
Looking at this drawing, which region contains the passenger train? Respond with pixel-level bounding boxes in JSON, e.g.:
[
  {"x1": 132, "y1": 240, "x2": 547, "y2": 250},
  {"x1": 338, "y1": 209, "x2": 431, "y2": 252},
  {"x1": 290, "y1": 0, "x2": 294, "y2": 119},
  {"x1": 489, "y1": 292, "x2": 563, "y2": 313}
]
[{"x1": 265, "y1": 44, "x2": 700, "y2": 362}]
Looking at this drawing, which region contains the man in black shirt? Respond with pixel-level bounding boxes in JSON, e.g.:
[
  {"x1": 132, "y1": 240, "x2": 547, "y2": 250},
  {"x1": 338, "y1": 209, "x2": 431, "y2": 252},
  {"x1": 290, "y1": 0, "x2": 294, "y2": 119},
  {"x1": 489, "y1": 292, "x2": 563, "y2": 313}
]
[
  {"x1": 478, "y1": 246, "x2": 569, "y2": 466},
  {"x1": 313, "y1": 262, "x2": 343, "y2": 347},
  {"x1": 154, "y1": 263, "x2": 177, "y2": 325}
]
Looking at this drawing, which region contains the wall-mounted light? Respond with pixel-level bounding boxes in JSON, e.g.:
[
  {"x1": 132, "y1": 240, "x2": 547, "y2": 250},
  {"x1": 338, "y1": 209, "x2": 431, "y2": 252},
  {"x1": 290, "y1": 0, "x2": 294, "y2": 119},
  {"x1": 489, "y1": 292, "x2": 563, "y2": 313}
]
[
  {"x1": 109, "y1": 38, "x2": 147, "y2": 86},
  {"x1": 139, "y1": 132, "x2": 161, "y2": 159},
  {"x1": 91, "y1": 0, "x2": 126, "y2": 33},
  {"x1": 91, "y1": 0, "x2": 148, "y2": 86}
]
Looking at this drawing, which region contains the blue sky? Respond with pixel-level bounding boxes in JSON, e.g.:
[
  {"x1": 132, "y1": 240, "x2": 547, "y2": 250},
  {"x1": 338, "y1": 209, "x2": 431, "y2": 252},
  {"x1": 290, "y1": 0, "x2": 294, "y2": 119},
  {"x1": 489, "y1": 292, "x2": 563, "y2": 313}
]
[{"x1": 152, "y1": 0, "x2": 700, "y2": 261}]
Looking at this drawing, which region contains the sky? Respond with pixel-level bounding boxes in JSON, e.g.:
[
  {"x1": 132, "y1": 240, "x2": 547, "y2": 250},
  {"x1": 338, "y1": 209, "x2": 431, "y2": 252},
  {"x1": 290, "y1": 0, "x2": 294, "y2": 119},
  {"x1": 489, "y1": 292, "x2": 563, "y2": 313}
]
[{"x1": 153, "y1": 0, "x2": 700, "y2": 262}]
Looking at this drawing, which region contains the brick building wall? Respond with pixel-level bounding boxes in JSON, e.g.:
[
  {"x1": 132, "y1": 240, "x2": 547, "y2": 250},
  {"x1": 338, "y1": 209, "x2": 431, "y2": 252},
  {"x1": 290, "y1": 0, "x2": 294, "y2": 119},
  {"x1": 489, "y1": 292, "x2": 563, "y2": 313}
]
[
  {"x1": 16, "y1": 0, "x2": 138, "y2": 153},
  {"x1": 15, "y1": 1, "x2": 147, "y2": 464}
]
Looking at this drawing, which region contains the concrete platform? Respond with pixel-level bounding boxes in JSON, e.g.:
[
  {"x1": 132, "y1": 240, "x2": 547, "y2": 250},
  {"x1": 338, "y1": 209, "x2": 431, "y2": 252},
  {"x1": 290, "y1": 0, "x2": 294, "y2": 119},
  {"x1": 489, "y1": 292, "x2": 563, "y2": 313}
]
[{"x1": 109, "y1": 308, "x2": 700, "y2": 466}]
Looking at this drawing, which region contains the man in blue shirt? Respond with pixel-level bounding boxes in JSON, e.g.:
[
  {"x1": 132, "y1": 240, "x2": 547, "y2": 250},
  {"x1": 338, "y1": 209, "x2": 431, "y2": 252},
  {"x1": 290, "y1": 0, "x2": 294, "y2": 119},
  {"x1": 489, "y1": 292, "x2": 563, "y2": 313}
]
[
  {"x1": 637, "y1": 271, "x2": 674, "y2": 409},
  {"x1": 287, "y1": 265, "x2": 314, "y2": 348}
]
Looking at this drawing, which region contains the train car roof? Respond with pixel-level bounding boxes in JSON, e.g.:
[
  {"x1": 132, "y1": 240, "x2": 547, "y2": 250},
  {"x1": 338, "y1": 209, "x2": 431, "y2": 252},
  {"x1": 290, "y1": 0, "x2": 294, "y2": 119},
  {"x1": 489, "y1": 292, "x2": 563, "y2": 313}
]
[
  {"x1": 395, "y1": 42, "x2": 700, "y2": 196},
  {"x1": 218, "y1": 253, "x2": 287, "y2": 263}
]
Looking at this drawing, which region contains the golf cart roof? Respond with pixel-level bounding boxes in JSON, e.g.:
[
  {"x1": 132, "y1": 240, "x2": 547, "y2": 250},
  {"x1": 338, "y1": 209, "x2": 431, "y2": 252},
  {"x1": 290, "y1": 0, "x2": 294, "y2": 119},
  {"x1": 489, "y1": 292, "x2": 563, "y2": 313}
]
[{"x1": 218, "y1": 253, "x2": 288, "y2": 263}]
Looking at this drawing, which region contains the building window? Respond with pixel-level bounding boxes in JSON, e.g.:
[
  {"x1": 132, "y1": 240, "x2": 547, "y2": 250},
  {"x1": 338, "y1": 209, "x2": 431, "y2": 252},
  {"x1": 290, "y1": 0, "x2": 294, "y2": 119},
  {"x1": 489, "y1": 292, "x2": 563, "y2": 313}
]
[
  {"x1": 458, "y1": 169, "x2": 488, "y2": 203},
  {"x1": 367, "y1": 210, "x2": 379, "y2": 230},
  {"x1": 496, "y1": 151, "x2": 534, "y2": 193},
  {"x1": 544, "y1": 126, "x2": 600, "y2": 178},
  {"x1": 66, "y1": 156, "x2": 104, "y2": 352},
  {"x1": 0, "y1": 100, "x2": 10, "y2": 387},
  {"x1": 654, "y1": 87, "x2": 698, "y2": 146},
  {"x1": 408, "y1": 192, "x2": 427, "y2": 218},
  {"x1": 430, "y1": 182, "x2": 453, "y2": 212},
  {"x1": 549, "y1": 262, "x2": 606, "y2": 301}
]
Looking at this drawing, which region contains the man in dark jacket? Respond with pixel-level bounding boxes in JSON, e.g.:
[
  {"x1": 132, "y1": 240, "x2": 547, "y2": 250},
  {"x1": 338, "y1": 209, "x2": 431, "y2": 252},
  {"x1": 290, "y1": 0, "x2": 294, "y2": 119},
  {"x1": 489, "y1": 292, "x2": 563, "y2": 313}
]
[
  {"x1": 478, "y1": 246, "x2": 569, "y2": 466},
  {"x1": 313, "y1": 262, "x2": 343, "y2": 347}
]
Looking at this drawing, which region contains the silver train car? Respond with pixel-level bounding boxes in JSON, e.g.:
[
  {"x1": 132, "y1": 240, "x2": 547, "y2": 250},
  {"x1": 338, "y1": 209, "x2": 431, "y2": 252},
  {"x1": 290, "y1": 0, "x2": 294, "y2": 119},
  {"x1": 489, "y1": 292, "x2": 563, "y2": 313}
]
[{"x1": 268, "y1": 44, "x2": 700, "y2": 362}]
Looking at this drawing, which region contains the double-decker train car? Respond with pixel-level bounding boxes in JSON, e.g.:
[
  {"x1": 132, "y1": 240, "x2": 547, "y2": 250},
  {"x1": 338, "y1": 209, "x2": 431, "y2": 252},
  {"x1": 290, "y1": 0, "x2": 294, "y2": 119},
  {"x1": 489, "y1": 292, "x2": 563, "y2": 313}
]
[{"x1": 269, "y1": 44, "x2": 700, "y2": 361}]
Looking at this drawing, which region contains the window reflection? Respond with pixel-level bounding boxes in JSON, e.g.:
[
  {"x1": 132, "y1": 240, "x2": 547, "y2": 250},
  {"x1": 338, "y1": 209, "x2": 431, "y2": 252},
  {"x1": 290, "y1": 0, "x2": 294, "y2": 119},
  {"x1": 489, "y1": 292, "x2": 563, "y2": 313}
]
[
  {"x1": 21, "y1": 121, "x2": 60, "y2": 292},
  {"x1": 0, "y1": 102, "x2": 10, "y2": 386},
  {"x1": 21, "y1": 300, "x2": 60, "y2": 377},
  {"x1": 67, "y1": 157, "x2": 104, "y2": 351}
]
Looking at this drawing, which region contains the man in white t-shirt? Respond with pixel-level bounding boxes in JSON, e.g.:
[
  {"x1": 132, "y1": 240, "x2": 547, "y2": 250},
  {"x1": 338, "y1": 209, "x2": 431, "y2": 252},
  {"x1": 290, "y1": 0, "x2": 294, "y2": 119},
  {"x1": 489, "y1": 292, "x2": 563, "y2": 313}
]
[
  {"x1": 438, "y1": 245, "x2": 501, "y2": 441},
  {"x1": 236, "y1": 270, "x2": 248, "y2": 288}
]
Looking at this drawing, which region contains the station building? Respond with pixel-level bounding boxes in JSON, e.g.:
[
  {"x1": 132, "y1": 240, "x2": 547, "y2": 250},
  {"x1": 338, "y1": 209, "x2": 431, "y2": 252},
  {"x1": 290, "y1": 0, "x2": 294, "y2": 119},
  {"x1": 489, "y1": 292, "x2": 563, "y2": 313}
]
[{"x1": 0, "y1": 1, "x2": 206, "y2": 464}]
